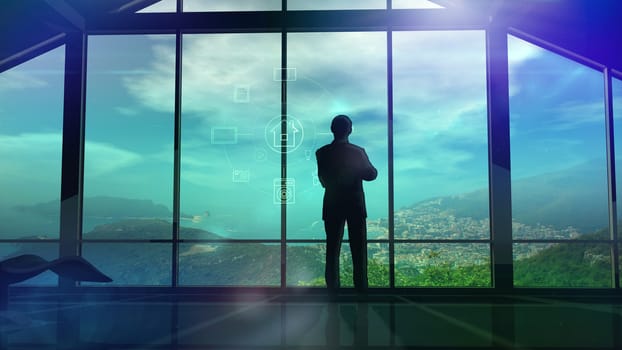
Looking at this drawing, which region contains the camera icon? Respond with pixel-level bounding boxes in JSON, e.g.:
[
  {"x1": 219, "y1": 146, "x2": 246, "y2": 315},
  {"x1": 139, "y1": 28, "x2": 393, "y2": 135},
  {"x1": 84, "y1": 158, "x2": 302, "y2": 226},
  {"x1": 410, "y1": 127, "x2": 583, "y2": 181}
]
[{"x1": 273, "y1": 178, "x2": 295, "y2": 204}]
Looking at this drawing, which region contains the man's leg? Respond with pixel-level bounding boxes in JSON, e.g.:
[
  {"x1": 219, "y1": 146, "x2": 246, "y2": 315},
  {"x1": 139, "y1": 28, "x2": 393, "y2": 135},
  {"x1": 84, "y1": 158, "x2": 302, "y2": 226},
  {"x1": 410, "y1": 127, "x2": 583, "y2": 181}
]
[
  {"x1": 347, "y1": 215, "x2": 368, "y2": 292},
  {"x1": 324, "y1": 217, "x2": 345, "y2": 292}
]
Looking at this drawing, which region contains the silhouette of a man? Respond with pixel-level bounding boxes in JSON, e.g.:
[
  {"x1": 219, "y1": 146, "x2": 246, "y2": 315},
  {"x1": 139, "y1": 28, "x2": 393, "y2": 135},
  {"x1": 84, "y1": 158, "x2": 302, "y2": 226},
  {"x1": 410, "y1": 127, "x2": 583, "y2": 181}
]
[{"x1": 316, "y1": 115, "x2": 377, "y2": 293}]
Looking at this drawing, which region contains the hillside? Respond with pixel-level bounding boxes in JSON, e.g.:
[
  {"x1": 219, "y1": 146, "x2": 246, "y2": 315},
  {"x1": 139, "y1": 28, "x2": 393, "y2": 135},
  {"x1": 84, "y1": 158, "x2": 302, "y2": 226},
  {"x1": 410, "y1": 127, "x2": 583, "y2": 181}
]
[
  {"x1": 416, "y1": 159, "x2": 609, "y2": 234},
  {"x1": 513, "y1": 228, "x2": 614, "y2": 287}
]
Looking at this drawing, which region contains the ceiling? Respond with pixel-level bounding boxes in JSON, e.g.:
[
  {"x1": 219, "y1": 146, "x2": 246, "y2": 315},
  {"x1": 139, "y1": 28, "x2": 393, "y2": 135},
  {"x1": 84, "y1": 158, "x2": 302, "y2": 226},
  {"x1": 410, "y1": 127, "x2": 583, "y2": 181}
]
[{"x1": 1, "y1": 0, "x2": 621, "y2": 72}]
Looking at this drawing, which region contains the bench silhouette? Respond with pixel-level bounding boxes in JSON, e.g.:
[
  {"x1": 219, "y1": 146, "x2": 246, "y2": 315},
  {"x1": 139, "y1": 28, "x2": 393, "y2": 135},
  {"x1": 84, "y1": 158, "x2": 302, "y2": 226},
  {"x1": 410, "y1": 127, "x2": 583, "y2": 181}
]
[{"x1": 0, "y1": 254, "x2": 112, "y2": 310}]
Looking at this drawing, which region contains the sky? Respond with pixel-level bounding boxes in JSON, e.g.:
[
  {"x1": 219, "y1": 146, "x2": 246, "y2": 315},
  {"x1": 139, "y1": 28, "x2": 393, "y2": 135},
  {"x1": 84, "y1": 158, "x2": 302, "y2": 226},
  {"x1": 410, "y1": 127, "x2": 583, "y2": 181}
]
[{"x1": 0, "y1": 26, "x2": 618, "y2": 240}]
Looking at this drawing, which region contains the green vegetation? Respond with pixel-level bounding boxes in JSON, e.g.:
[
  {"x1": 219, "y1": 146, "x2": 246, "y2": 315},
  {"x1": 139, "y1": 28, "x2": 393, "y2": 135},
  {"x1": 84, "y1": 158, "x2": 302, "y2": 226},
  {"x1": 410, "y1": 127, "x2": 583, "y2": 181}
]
[
  {"x1": 301, "y1": 229, "x2": 615, "y2": 288},
  {"x1": 298, "y1": 255, "x2": 490, "y2": 288},
  {"x1": 513, "y1": 229, "x2": 612, "y2": 288}
]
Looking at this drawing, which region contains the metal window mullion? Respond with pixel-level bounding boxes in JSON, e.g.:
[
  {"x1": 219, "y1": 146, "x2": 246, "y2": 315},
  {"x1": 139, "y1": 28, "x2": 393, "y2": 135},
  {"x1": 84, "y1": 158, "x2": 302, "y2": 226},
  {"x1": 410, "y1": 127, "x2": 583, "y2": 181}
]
[
  {"x1": 605, "y1": 68, "x2": 620, "y2": 289},
  {"x1": 172, "y1": 26, "x2": 183, "y2": 287},
  {"x1": 59, "y1": 31, "x2": 87, "y2": 289},
  {"x1": 280, "y1": 29, "x2": 288, "y2": 289},
  {"x1": 485, "y1": 26, "x2": 513, "y2": 290},
  {"x1": 387, "y1": 15, "x2": 395, "y2": 289}
]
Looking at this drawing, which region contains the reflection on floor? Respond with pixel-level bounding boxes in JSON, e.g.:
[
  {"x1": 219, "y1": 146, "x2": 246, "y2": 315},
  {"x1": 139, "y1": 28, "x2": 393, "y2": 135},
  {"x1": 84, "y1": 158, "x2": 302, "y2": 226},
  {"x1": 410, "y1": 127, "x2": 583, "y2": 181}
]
[{"x1": 1, "y1": 290, "x2": 621, "y2": 349}]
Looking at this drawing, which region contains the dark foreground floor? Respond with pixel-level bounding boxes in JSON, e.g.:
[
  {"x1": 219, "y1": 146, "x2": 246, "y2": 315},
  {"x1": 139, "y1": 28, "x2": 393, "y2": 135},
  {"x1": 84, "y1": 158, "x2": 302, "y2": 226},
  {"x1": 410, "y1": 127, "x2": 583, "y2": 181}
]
[{"x1": 1, "y1": 290, "x2": 621, "y2": 349}]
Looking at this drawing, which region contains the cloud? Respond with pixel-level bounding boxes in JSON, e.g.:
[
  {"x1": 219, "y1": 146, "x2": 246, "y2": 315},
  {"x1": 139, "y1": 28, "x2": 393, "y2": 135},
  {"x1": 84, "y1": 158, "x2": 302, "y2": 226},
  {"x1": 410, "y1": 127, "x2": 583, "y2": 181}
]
[
  {"x1": 543, "y1": 101, "x2": 606, "y2": 131},
  {"x1": 115, "y1": 106, "x2": 140, "y2": 116},
  {"x1": 84, "y1": 141, "x2": 143, "y2": 176},
  {"x1": 0, "y1": 133, "x2": 144, "y2": 204},
  {"x1": 394, "y1": 143, "x2": 475, "y2": 173},
  {"x1": 118, "y1": 30, "x2": 543, "y2": 200},
  {"x1": 0, "y1": 46, "x2": 65, "y2": 92},
  {"x1": 0, "y1": 133, "x2": 62, "y2": 180},
  {"x1": 0, "y1": 133, "x2": 61, "y2": 204},
  {"x1": 0, "y1": 70, "x2": 48, "y2": 91},
  {"x1": 508, "y1": 35, "x2": 544, "y2": 96},
  {"x1": 123, "y1": 43, "x2": 175, "y2": 113}
]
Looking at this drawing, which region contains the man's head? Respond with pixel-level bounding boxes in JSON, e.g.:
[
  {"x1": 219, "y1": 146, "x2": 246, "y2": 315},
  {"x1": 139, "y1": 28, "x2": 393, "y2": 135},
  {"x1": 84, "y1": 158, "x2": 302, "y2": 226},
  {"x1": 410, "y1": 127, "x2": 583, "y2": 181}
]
[{"x1": 330, "y1": 115, "x2": 352, "y2": 138}]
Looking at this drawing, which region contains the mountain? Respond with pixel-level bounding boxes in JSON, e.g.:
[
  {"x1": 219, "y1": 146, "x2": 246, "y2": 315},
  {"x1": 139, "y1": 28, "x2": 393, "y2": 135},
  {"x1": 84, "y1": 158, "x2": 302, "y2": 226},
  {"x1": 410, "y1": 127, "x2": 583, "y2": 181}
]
[
  {"x1": 13, "y1": 196, "x2": 173, "y2": 219},
  {"x1": 416, "y1": 159, "x2": 609, "y2": 234},
  {"x1": 84, "y1": 218, "x2": 222, "y2": 240},
  {"x1": 8, "y1": 218, "x2": 325, "y2": 286}
]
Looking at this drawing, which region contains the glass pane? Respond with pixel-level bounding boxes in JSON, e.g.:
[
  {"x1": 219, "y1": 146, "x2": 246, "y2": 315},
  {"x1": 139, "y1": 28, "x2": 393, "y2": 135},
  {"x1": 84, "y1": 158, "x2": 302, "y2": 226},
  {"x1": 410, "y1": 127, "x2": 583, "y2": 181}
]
[
  {"x1": 287, "y1": 243, "x2": 324, "y2": 287},
  {"x1": 180, "y1": 34, "x2": 281, "y2": 240},
  {"x1": 137, "y1": 0, "x2": 176, "y2": 12},
  {"x1": 81, "y1": 243, "x2": 171, "y2": 285},
  {"x1": 287, "y1": 32, "x2": 388, "y2": 240},
  {"x1": 288, "y1": 0, "x2": 384, "y2": 10},
  {"x1": 393, "y1": 31, "x2": 489, "y2": 240},
  {"x1": 179, "y1": 243, "x2": 279, "y2": 286},
  {"x1": 1, "y1": 243, "x2": 59, "y2": 285},
  {"x1": 367, "y1": 242, "x2": 390, "y2": 287},
  {"x1": 286, "y1": 243, "x2": 388, "y2": 287},
  {"x1": 508, "y1": 35, "x2": 608, "y2": 240},
  {"x1": 84, "y1": 35, "x2": 175, "y2": 239},
  {"x1": 395, "y1": 243, "x2": 491, "y2": 287},
  {"x1": 0, "y1": 47, "x2": 64, "y2": 239},
  {"x1": 341, "y1": 242, "x2": 390, "y2": 287},
  {"x1": 513, "y1": 243, "x2": 612, "y2": 287},
  {"x1": 184, "y1": 0, "x2": 280, "y2": 11},
  {"x1": 392, "y1": 0, "x2": 444, "y2": 9}
]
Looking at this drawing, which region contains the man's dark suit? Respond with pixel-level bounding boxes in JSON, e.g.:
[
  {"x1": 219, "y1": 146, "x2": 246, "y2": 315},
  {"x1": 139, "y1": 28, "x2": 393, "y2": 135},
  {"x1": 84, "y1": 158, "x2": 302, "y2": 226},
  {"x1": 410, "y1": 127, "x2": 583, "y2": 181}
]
[{"x1": 316, "y1": 139, "x2": 377, "y2": 292}]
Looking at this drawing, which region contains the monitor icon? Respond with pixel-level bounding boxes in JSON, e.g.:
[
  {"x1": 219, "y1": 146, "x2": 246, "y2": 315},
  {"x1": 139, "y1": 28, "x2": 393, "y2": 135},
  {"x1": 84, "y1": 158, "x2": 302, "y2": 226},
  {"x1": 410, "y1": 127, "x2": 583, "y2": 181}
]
[{"x1": 211, "y1": 127, "x2": 238, "y2": 145}]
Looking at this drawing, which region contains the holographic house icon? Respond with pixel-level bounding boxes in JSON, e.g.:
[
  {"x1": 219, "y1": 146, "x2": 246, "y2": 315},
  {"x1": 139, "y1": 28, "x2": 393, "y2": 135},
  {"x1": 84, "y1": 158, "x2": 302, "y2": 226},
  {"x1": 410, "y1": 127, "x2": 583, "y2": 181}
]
[{"x1": 271, "y1": 120, "x2": 299, "y2": 148}]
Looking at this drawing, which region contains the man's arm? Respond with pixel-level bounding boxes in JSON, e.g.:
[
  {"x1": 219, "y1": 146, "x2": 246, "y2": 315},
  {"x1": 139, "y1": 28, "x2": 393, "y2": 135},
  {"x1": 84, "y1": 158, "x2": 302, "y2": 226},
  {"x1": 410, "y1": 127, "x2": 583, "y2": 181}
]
[
  {"x1": 360, "y1": 149, "x2": 377, "y2": 181},
  {"x1": 316, "y1": 149, "x2": 326, "y2": 188}
]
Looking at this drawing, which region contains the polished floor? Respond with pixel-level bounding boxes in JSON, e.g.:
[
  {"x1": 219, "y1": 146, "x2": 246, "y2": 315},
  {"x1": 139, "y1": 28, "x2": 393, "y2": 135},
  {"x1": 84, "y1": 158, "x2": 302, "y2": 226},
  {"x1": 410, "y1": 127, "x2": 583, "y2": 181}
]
[{"x1": 1, "y1": 290, "x2": 621, "y2": 349}]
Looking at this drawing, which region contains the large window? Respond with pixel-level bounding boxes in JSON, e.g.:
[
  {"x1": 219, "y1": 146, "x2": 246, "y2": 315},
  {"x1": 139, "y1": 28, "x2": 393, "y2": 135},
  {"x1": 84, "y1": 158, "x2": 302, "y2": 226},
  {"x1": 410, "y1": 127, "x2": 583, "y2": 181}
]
[
  {"x1": 179, "y1": 33, "x2": 281, "y2": 285},
  {"x1": 286, "y1": 32, "x2": 388, "y2": 286},
  {"x1": 5, "y1": 8, "x2": 621, "y2": 291},
  {"x1": 0, "y1": 46, "x2": 65, "y2": 285},
  {"x1": 83, "y1": 35, "x2": 176, "y2": 285},
  {"x1": 508, "y1": 35, "x2": 610, "y2": 287},
  {"x1": 392, "y1": 31, "x2": 490, "y2": 287}
]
